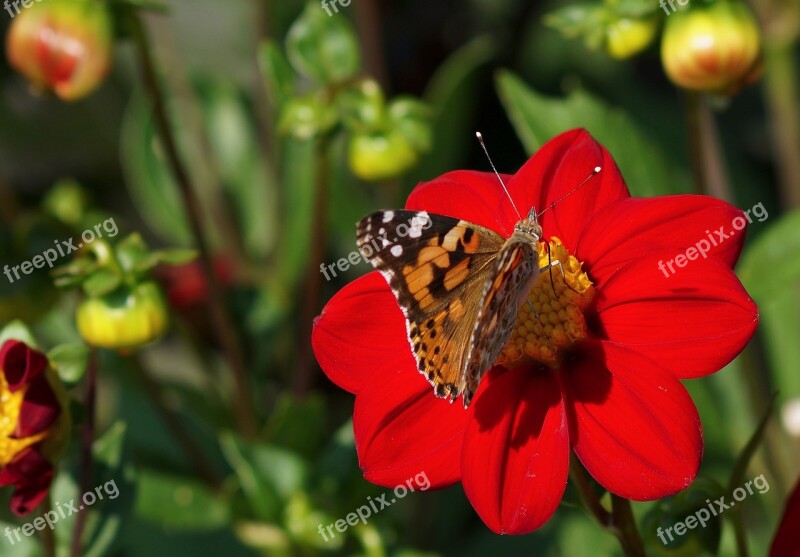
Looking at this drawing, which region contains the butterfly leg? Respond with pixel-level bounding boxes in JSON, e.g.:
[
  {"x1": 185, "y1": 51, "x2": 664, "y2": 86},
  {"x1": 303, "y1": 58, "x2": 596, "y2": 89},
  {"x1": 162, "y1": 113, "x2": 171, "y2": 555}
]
[{"x1": 540, "y1": 245, "x2": 580, "y2": 295}]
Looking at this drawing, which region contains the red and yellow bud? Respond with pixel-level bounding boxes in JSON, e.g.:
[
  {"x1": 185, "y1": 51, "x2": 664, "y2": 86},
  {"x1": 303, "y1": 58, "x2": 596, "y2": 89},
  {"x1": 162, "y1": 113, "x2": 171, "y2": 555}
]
[
  {"x1": 0, "y1": 340, "x2": 69, "y2": 516},
  {"x1": 6, "y1": 0, "x2": 113, "y2": 101},
  {"x1": 661, "y1": 0, "x2": 762, "y2": 95}
]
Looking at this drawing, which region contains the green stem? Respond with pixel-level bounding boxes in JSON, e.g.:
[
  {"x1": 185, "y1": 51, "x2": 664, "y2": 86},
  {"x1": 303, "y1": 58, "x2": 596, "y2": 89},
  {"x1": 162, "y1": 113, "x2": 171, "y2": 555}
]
[
  {"x1": 130, "y1": 12, "x2": 257, "y2": 438},
  {"x1": 570, "y1": 459, "x2": 645, "y2": 557},
  {"x1": 730, "y1": 510, "x2": 750, "y2": 557},
  {"x1": 70, "y1": 348, "x2": 97, "y2": 557},
  {"x1": 611, "y1": 495, "x2": 646, "y2": 557},
  {"x1": 685, "y1": 91, "x2": 734, "y2": 201},
  {"x1": 569, "y1": 458, "x2": 612, "y2": 528},
  {"x1": 294, "y1": 135, "x2": 330, "y2": 397},
  {"x1": 762, "y1": 42, "x2": 800, "y2": 208},
  {"x1": 40, "y1": 494, "x2": 56, "y2": 557}
]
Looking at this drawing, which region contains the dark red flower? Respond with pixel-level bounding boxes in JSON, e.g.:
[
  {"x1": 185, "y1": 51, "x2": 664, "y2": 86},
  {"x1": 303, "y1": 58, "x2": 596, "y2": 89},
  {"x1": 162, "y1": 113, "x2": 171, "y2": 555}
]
[
  {"x1": 0, "y1": 340, "x2": 63, "y2": 516},
  {"x1": 770, "y1": 476, "x2": 800, "y2": 557},
  {"x1": 312, "y1": 129, "x2": 758, "y2": 534}
]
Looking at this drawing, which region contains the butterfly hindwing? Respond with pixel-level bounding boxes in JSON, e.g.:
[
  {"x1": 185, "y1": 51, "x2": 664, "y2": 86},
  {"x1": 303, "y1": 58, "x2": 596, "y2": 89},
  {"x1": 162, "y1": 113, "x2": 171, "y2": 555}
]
[
  {"x1": 462, "y1": 239, "x2": 540, "y2": 406},
  {"x1": 356, "y1": 210, "x2": 505, "y2": 401}
]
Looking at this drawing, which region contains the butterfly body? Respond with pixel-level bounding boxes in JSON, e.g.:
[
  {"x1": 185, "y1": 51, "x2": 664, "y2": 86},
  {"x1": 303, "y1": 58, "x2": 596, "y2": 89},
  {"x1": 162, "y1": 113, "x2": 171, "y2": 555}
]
[{"x1": 356, "y1": 208, "x2": 542, "y2": 408}]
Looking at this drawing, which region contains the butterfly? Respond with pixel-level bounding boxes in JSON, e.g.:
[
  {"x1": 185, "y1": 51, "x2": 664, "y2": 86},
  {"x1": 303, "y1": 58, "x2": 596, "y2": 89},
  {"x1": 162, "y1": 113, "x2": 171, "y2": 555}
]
[{"x1": 355, "y1": 206, "x2": 545, "y2": 408}]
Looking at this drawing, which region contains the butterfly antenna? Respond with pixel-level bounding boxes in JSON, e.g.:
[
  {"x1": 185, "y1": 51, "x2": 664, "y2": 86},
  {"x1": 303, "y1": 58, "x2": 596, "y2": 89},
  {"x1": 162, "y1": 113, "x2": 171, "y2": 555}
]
[
  {"x1": 536, "y1": 166, "x2": 602, "y2": 218},
  {"x1": 476, "y1": 132, "x2": 522, "y2": 220}
]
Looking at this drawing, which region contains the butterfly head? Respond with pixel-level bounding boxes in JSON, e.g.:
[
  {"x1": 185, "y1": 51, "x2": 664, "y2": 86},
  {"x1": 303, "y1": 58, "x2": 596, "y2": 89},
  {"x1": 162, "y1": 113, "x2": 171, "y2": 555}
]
[{"x1": 514, "y1": 207, "x2": 542, "y2": 241}]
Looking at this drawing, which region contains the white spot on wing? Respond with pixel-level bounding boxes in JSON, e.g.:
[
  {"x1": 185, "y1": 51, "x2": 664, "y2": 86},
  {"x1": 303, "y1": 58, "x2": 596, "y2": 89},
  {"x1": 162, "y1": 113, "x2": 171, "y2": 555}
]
[
  {"x1": 408, "y1": 212, "x2": 429, "y2": 238},
  {"x1": 390, "y1": 245, "x2": 403, "y2": 257},
  {"x1": 382, "y1": 211, "x2": 395, "y2": 223}
]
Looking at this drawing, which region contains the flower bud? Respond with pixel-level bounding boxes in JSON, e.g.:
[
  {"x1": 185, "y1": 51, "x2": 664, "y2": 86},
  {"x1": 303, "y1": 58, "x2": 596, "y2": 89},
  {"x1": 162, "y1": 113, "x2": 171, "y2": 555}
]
[
  {"x1": 605, "y1": 17, "x2": 659, "y2": 60},
  {"x1": 661, "y1": 0, "x2": 762, "y2": 95},
  {"x1": 5, "y1": 0, "x2": 113, "y2": 101},
  {"x1": 77, "y1": 282, "x2": 169, "y2": 350},
  {"x1": 348, "y1": 128, "x2": 419, "y2": 181}
]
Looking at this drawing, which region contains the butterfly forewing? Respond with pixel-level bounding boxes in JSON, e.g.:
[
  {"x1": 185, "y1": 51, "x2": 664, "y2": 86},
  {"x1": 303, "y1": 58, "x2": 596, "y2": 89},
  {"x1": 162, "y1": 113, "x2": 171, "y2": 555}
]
[{"x1": 356, "y1": 210, "x2": 505, "y2": 401}]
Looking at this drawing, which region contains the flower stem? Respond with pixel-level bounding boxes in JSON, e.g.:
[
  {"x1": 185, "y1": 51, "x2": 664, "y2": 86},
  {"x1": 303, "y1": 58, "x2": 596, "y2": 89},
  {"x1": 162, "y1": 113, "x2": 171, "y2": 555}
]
[
  {"x1": 294, "y1": 135, "x2": 330, "y2": 398},
  {"x1": 685, "y1": 91, "x2": 734, "y2": 202},
  {"x1": 569, "y1": 458, "x2": 612, "y2": 527},
  {"x1": 730, "y1": 509, "x2": 750, "y2": 557},
  {"x1": 611, "y1": 495, "x2": 646, "y2": 557},
  {"x1": 39, "y1": 494, "x2": 56, "y2": 557},
  {"x1": 70, "y1": 348, "x2": 97, "y2": 557},
  {"x1": 570, "y1": 458, "x2": 645, "y2": 557},
  {"x1": 130, "y1": 12, "x2": 257, "y2": 438}
]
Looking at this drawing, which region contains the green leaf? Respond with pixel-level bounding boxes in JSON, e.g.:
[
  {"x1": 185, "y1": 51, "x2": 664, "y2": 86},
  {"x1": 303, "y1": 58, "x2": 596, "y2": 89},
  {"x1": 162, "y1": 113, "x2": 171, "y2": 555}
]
[
  {"x1": 738, "y1": 210, "x2": 800, "y2": 398},
  {"x1": 120, "y1": 93, "x2": 193, "y2": 246},
  {"x1": 94, "y1": 421, "x2": 128, "y2": 470},
  {"x1": 197, "y1": 79, "x2": 277, "y2": 260},
  {"x1": 738, "y1": 208, "x2": 800, "y2": 302},
  {"x1": 543, "y1": 3, "x2": 606, "y2": 45},
  {"x1": 0, "y1": 320, "x2": 37, "y2": 348},
  {"x1": 258, "y1": 39, "x2": 296, "y2": 107},
  {"x1": 264, "y1": 393, "x2": 327, "y2": 458},
  {"x1": 82, "y1": 269, "x2": 123, "y2": 298},
  {"x1": 496, "y1": 70, "x2": 689, "y2": 197},
  {"x1": 49, "y1": 343, "x2": 91, "y2": 384},
  {"x1": 115, "y1": 233, "x2": 150, "y2": 273},
  {"x1": 133, "y1": 249, "x2": 198, "y2": 273},
  {"x1": 285, "y1": 3, "x2": 360, "y2": 84},
  {"x1": 220, "y1": 434, "x2": 309, "y2": 522},
  {"x1": 134, "y1": 470, "x2": 231, "y2": 529}
]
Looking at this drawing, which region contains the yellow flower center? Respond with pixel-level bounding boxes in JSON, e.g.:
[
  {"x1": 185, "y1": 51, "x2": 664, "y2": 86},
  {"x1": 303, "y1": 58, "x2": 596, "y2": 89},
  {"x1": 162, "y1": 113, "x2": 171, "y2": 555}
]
[
  {"x1": 496, "y1": 238, "x2": 595, "y2": 369},
  {"x1": 0, "y1": 372, "x2": 47, "y2": 467}
]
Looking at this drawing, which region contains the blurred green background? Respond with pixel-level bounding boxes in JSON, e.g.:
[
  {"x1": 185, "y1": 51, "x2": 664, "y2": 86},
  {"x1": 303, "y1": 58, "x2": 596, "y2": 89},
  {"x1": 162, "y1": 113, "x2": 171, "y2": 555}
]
[{"x1": 1, "y1": 0, "x2": 799, "y2": 555}]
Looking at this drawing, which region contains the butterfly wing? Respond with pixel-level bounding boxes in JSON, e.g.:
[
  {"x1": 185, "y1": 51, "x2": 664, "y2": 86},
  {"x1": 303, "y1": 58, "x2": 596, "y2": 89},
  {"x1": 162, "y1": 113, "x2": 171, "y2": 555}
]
[
  {"x1": 462, "y1": 237, "x2": 540, "y2": 407},
  {"x1": 356, "y1": 210, "x2": 505, "y2": 402}
]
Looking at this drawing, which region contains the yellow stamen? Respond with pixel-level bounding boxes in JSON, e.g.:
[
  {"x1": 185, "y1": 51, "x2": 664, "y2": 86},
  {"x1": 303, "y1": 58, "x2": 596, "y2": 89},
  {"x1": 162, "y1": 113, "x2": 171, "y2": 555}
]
[
  {"x1": 496, "y1": 237, "x2": 595, "y2": 369},
  {"x1": 0, "y1": 372, "x2": 47, "y2": 467}
]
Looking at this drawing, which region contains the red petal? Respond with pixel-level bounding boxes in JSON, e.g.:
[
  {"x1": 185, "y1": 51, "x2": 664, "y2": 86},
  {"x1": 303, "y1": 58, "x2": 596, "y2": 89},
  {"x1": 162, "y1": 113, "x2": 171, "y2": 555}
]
[
  {"x1": 405, "y1": 170, "x2": 514, "y2": 235},
  {"x1": 576, "y1": 195, "x2": 748, "y2": 284},
  {"x1": 770, "y1": 477, "x2": 800, "y2": 557},
  {"x1": 0, "y1": 340, "x2": 48, "y2": 393},
  {"x1": 0, "y1": 447, "x2": 53, "y2": 516},
  {"x1": 461, "y1": 367, "x2": 569, "y2": 534},
  {"x1": 506, "y1": 129, "x2": 629, "y2": 245},
  {"x1": 353, "y1": 368, "x2": 467, "y2": 488},
  {"x1": 594, "y1": 254, "x2": 758, "y2": 378},
  {"x1": 564, "y1": 341, "x2": 701, "y2": 500},
  {"x1": 312, "y1": 272, "x2": 414, "y2": 394},
  {"x1": 15, "y1": 375, "x2": 61, "y2": 438}
]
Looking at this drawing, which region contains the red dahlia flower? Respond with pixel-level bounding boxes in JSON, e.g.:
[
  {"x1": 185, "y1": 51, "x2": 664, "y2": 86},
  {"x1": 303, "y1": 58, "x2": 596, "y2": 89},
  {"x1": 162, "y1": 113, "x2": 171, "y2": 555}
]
[
  {"x1": 312, "y1": 129, "x2": 758, "y2": 534},
  {"x1": 0, "y1": 340, "x2": 67, "y2": 516}
]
